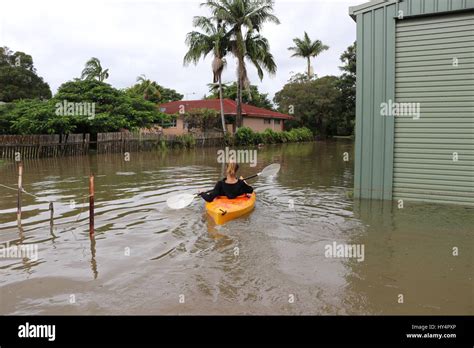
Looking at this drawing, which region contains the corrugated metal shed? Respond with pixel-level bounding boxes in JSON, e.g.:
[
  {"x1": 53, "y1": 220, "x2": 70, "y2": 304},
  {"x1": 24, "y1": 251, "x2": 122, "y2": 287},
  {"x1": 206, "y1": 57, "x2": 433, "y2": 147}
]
[
  {"x1": 349, "y1": 0, "x2": 474, "y2": 205},
  {"x1": 393, "y1": 12, "x2": 474, "y2": 205}
]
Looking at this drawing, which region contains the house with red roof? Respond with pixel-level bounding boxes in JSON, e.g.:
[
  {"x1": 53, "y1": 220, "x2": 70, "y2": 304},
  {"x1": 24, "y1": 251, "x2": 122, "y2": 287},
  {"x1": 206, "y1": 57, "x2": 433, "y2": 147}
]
[{"x1": 157, "y1": 99, "x2": 293, "y2": 135}]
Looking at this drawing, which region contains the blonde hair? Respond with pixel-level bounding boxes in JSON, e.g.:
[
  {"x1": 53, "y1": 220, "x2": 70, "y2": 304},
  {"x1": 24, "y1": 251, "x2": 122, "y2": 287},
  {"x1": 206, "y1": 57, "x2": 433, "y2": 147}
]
[{"x1": 226, "y1": 162, "x2": 239, "y2": 178}]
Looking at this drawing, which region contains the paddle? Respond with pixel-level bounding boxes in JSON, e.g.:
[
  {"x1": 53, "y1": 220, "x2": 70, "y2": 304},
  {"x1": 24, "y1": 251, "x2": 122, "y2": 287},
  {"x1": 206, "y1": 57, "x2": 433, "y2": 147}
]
[{"x1": 166, "y1": 163, "x2": 281, "y2": 210}]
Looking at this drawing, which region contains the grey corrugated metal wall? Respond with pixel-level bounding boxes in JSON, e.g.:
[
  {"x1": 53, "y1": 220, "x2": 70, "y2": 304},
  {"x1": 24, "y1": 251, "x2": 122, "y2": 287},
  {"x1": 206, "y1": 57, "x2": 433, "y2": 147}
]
[
  {"x1": 393, "y1": 12, "x2": 474, "y2": 205},
  {"x1": 351, "y1": 0, "x2": 474, "y2": 204},
  {"x1": 398, "y1": 0, "x2": 474, "y2": 15},
  {"x1": 353, "y1": 4, "x2": 396, "y2": 200}
]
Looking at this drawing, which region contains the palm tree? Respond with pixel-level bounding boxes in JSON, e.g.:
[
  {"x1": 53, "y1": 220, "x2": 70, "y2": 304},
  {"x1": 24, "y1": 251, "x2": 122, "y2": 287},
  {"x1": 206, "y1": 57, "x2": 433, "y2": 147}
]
[
  {"x1": 288, "y1": 32, "x2": 329, "y2": 79},
  {"x1": 184, "y1": 16, "x2": 229, "y2": 134},
  {"x1": 203, "y1": 0, "x2": 280, "y2": 128},
  {"x1": 240, "y1": 30, "x2": 277, "y2": 100},
  {"x1": 81, "y1": 57, "x2": 109, "y2": 82},
  {"x1": 207, "y1": 81, "x2": 232, "y2": 96},
  {"x1": 136, "y1": 74, "x2": 160, "y2": 101}
]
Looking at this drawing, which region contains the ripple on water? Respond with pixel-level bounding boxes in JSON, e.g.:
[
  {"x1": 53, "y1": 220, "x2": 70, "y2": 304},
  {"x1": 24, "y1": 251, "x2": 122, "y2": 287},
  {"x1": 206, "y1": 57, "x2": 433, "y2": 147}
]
[{"x1": 0, "y1": 142, "x2": 472, "y2": 315}]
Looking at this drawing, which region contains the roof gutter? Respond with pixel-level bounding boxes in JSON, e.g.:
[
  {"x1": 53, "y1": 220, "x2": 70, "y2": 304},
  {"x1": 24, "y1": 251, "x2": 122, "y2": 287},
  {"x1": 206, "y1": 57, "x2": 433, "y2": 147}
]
[{"x1": 349, "y1": 0, "x2": 400, "y2": 21}]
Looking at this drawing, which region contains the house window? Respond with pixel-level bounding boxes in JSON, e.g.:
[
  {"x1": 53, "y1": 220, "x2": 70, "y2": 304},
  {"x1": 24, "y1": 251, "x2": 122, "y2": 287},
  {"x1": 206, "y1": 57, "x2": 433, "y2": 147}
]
[
  {"x1": 264, "y1": 119, "x2": 271, "y2": 124},
  {"x1": 161, "y1": 118, "x2": 177, "y2": 128},
  {"x1": 274, "y1": 119, "x2": 281, "y2": 125}
]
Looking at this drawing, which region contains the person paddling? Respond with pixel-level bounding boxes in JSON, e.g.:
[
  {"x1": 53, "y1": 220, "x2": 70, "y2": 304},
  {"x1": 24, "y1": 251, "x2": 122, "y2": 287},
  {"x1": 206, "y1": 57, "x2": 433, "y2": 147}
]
[{"x1": 199, "y1": 162, "x2": 253, "y2": 202}]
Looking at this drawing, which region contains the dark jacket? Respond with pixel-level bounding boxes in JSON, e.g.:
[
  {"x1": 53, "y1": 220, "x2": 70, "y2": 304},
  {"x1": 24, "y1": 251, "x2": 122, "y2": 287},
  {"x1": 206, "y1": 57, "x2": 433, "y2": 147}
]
[{"x1": 199, "y1": 178, "x2": 253, "y2": 202}]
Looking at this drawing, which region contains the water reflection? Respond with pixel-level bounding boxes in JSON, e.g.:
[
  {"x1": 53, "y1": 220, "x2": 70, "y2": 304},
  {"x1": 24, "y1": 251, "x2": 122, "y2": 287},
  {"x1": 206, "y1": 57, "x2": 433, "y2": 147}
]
[
  {"x1": 89, "y1": 235, "x2": 98, "y2": 280},
  {"x1": 0, "y1": 140, "x2": 472, "y2": 315},
  {"x1": 349, "y1": 199, "x2": 473, "y2": 314}
]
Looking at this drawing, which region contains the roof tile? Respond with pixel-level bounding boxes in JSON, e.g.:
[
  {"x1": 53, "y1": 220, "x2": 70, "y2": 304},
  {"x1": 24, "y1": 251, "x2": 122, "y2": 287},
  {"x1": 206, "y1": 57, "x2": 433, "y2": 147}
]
[{"x1": 158, "y1": 99, "x2": 293, "y2": 120}]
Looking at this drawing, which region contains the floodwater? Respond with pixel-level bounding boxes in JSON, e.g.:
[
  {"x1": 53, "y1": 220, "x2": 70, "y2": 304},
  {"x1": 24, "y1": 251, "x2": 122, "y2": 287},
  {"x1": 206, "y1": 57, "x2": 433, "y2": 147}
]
[{"x1": 0, "y1": 141, "x2": 472, "y2": 315}]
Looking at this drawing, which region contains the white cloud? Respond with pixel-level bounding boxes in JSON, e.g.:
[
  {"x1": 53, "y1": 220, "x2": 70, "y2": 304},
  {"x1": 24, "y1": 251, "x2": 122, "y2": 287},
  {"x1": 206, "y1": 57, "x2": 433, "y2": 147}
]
[{"x1": 0, "y1": 0, "x2": 363, "y2": 102}]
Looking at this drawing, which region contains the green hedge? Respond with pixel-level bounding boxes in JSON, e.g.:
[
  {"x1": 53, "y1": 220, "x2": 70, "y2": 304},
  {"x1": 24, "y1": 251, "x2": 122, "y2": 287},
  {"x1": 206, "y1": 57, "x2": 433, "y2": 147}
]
[
  {"x1": 235, "y1": 127, "x2": 313, "y2": 145},
  {"x1": 174, "y1": 134, "x2": 196, "y2": 148}
]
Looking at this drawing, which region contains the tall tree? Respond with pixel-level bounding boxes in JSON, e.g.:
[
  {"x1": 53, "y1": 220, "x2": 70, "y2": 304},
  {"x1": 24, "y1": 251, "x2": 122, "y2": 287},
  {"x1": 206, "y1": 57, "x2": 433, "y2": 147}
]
[
  {"x1": 206, "y1": 82, "x2": 273, "y2": 110},
  {"x1": 0, "y1": 80, "x2": 167, "y2": 135},
  {"x1": 125, "y1": 81, "x2": 182, "y2": 104},
  {"x1": 81, "y1": 57, "x2": 109, "y2": 82},
  {"x1": 273, "y1": 76, "x2": 342, "y2": 136},
  {"x1": 155, "y1": 84, "x2": 183, "y2": 103},
  {"x1": 203, "y1": 0, "x2": 279, "y2": 128},
  {"x1": 184, "y1": 16, "x2": 230, "y2": 134},
  {"x1": 288, "y1": 32, "x2": 329, "y2": 79},
  {"x1": 0, "y1": 46, "x2": 52, "y2": 102},
  {"x1": 239, "y1": 30, "x2": 277, "y2": 97},
  {"x1": 136, "y1": 74, "x2": 161, "y2": 101},
  {"x1": 336, "y1": 42, "x2": 356, "y2": 135}
]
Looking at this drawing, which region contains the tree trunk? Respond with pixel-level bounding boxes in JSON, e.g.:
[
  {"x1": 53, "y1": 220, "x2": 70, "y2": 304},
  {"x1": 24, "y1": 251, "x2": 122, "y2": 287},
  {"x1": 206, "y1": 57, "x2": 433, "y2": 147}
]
[
  {"x1": 307, "y1": 57, "x2": 311, "y2": 79},
  {"x1": 218, "y1": 74, "x2": 226, "y2": 135},
  {"x1": 236, "y1": 28, "x2": 244, "y2": 129},
  {"x1": 236, "y1": 77, "x2": 243, "y2": 128}
]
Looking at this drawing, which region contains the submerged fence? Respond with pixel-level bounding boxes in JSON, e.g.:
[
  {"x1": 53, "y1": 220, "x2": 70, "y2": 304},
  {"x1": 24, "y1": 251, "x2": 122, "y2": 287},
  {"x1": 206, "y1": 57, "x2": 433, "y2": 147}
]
[
  {"x1": 96, "y1": 131, "x2": 224, "y2": 154},
  {"x1": 96, "y1": 132, "x2": 170, "y2": 153},
  {"x1": 0, "y1": 134, "x2": 90, "y2": 159},
  {"x1": 0, "y1": 131, "x2": 224, "y2": 159}
]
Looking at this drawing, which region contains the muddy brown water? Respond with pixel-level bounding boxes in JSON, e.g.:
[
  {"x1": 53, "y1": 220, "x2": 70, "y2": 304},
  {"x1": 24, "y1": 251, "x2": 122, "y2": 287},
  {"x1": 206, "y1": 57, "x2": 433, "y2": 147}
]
[{"x1": 0, "y1": 141, "x2": 472, "y2": 314}]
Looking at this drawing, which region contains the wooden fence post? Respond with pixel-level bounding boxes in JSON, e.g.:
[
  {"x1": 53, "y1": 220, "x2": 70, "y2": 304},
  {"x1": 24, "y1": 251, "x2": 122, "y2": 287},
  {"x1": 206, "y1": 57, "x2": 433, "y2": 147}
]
[
  {"x1": 17, "y1": 161, "x2": 23, "y2": 227},
  {"x1": 89, "y1": 174, "x2": 95, "y2": 236},
  {"x1": 49, "y1": 202, "x2": 54, "y2": 227}
]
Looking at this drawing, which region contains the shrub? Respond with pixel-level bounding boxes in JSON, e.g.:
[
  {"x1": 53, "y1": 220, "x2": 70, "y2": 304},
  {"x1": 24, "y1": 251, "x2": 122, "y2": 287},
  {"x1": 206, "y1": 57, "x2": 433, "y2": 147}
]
[
  {"x1": 299, "y1": 127, "x2": 314, "y2": 141},
  {"x1": 261, "y1": 128, "x2": 280, "y2": 143},
  {"x1": 284, "y1": 130, "x2": 296, "y2": 142},
  {"x1": 288, "y1": 128, "x2": 299, "y2": 141},
  {"x1": 223, "y1": 132, "x2": 234, "y2": 146},
  {"x1": 183, "y1": 108, "x2": 221, "y2": 132},
  {"x1": 253, "y1": 132, "x2": 263, "y2": 145},
  {"x1": 279, "y1": 131, "x2": 290, "y2": 143},
  {"x1": 288, "y1": 127, "x2": 313, "y2": 142},
  {"x1": 230, "y1": 127, "x2": 313, "y2": 146},
  {"x1": 235, "y1": 126, "x2": 255, "y2": 145},
  {"x1": 159, "y1": 140, "x2": 167, "y2": 150},
  {"x1": 175, "y1": 134, "x2": 196, "y2": 148}
]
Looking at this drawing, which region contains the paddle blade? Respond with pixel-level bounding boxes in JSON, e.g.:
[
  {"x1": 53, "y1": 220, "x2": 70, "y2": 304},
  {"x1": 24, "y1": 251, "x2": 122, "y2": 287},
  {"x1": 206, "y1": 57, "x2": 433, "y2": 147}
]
[
  {"x1": 166, "y1": 193, "x2": 196, "y2": 210},
  {"x1": 259, "y1": 163, "x2": 281, "y2": 178}
]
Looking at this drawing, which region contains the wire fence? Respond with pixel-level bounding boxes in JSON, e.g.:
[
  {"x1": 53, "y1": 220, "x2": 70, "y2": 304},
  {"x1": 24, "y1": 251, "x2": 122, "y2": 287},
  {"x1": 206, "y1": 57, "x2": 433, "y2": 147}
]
[
  {"x1": 0, "y1": 160, "x2": 96, "y2": 235},
  {"x1": 0, "y1": 183, "x2": 91, "y2": 224}
]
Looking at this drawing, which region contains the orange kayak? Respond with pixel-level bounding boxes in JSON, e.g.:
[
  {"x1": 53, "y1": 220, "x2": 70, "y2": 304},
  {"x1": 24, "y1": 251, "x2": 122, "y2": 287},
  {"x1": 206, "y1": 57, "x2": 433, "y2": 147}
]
[{"x1": 205, "y1": 192, "x2": 256, "y2": 225}]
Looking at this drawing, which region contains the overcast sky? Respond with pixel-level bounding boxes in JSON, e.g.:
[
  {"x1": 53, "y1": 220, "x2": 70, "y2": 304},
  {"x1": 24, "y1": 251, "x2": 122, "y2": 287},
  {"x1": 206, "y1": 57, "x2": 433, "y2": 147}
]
[{"x1": 1, "y1": 0, "x2": 364, "y2": 102}]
